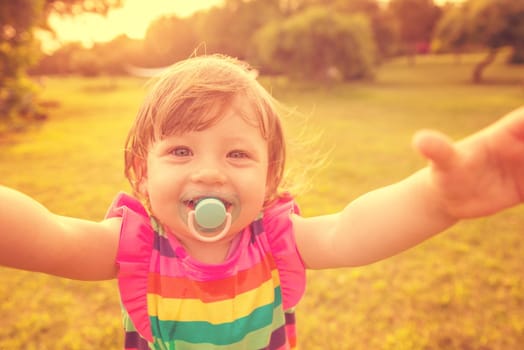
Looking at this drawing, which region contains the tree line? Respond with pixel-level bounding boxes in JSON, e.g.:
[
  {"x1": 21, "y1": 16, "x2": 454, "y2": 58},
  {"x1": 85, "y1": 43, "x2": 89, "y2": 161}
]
[{"x1": 1, "y1": 0, "x2": 523, "y2": 128}]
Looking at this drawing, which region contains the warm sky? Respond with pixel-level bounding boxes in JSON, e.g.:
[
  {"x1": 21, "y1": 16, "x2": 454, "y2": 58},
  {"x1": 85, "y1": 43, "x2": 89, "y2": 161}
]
[
  {"x1": 44, "y1": 0, "x2": 461, "y2": 52},
  {"x1": 44, "y1": 0, "x2": 223, "y2": 51}
]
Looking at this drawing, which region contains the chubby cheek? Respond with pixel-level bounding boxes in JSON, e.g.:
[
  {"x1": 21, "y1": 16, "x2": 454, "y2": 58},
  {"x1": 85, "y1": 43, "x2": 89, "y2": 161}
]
[
  {"x1": 240, "y1": 182, "x2": 267, "y2": 224},
  {"x1": 141, "y1": 179, "x2": 180, "y2": 225},
  {"x1": 148, "y1": 193, "x2": 185, "y2": 233},
  {"x1": 229, "y1": 205, "x2": 262, "y2": 235}
]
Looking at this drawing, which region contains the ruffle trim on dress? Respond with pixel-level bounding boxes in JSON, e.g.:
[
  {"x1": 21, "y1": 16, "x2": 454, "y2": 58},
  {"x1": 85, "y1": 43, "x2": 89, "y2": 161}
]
[
  {"x1": 106, "y1": 193, "x2": 154, "y2": 342},
  {"x1": 263, "y1": 194, "x2": 306, "y2": 310}
]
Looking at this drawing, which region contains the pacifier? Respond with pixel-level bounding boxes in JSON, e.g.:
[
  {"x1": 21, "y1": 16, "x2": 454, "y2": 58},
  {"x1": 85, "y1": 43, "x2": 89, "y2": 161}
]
[{"x1": 187, "y1": 197, "x2": 232, "y2": 242}]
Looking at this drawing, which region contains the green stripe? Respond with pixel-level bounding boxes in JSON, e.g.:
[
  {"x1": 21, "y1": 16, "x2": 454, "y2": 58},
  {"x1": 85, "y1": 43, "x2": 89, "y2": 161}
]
[
  {"x1": 122, "y1": 308, "x2": 137, "y2": 332},
  {"x1": 152, "y1": 305, "x2": 286, "y2": 349},
  {"x1": 150, "y1": 286, "x2": 283, "y2": 345}
]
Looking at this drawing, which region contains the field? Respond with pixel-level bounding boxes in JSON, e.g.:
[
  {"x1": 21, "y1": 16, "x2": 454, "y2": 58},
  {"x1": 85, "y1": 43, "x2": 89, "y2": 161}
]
[{"x1": 0, "y1": 53, "x2": 523, "y2": 349}]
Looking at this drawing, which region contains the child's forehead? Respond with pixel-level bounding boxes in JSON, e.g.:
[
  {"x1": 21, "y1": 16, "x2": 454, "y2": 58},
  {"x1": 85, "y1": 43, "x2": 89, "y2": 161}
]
[
  {"x1": 158, "y1": 92, "x2": 262, "y2": 133},
  {"x1": 161, "y1": 112, "x2": 263, "y2": 140}
]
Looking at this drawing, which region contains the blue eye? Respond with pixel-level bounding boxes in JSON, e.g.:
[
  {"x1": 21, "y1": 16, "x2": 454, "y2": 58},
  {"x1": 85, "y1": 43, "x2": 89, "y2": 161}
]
[
  {"x1": 228, "y1": 150, "x2": 249, "y2": 159},
  {"x1": 172, "y1": 146, "x2": 192, "y2": 157}
]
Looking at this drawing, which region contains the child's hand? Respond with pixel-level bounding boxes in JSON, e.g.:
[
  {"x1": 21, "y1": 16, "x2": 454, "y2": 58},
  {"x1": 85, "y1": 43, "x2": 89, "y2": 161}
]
[{"x1": 413, "y1": 106, "x2": 524, "y2": 219}]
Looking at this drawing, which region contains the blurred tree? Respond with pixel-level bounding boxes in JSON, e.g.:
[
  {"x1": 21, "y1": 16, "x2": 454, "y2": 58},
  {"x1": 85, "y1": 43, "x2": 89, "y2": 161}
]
[
  {"x1": 194, "y1": 0, "x2": 281, "y2": 59},
  {"x1": 43, "y1": 0, "x2": 120, "y2": 17},
  {"x1": 253, "y1": 6, "x2": 376, "y2": 80},
  {"x1": 271, "y1": 0, "x2": 399, "y2": 61},
  {"x1": 142, "y1": 15, "x2": 199, "y2": 67},
  {"x1": 433, "y1": 0, "x2": 524, "y2": 83},
  {"x1": 0, "y1": 0, "x2": 121, "y2": 130},
  {"x1": 279, "y1": 0, "x2": 332, "y2": 15},
  {"x1": 29, "y1": 42, "x2": 82, "y2": 75},
  {"x1": 433, "y1": 4, "x2": 469, "y2": 62},
  {"x1": 70, "y1": 48, "x2": 101, "y2": 76},
  {"x1": 466, "y1": 0, "x2": 524, "y2": 82},
  {"x1": 388, "y1": 0, "x2": 441, "y2": 64},
  {"x1": 332, "y1": 0, "x2": 400, "y2": 60},
  {"x1": 0, "y1": 0, "x2": 46, "y2": 128},
  {"x1": 92, "y1": 35, "x2": 144, "y2": 74},
  {"x1": 31, "y1": 36, "x2": 145, "y2": 75}
]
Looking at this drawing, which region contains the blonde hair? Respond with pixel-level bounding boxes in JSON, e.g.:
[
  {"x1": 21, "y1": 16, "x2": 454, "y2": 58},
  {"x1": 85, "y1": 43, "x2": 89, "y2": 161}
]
[{"x1": 124, "y1": 54, "x2": 287, "y2": 205}]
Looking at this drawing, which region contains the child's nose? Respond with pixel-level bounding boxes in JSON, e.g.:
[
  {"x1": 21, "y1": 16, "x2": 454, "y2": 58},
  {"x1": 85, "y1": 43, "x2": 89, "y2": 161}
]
[{"x1": 190, "y1": 168, "x2": 227, "y2": 185}]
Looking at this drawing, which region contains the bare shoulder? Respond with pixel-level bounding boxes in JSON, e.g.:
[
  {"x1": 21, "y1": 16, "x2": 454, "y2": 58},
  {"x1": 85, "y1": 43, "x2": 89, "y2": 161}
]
[{"x1": 99, "y1": 216, "x2": 123, "y2": 236}]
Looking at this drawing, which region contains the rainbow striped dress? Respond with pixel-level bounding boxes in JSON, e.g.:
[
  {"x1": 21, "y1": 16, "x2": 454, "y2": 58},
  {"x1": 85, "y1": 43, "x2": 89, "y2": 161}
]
[{"x1": 106, "y1": 193, "x2": 306, "y2": 349}]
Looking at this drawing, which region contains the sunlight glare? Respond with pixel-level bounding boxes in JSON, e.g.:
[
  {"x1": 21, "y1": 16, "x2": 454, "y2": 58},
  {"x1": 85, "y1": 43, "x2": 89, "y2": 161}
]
[{"x1": 48, "y1": 0, "x2": 222, "y2": 48}]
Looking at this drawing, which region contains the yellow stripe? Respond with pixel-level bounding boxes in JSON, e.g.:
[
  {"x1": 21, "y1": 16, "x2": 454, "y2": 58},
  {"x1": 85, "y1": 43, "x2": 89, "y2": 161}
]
[
  {"x1": 148, "y1": 270, "x2": 281, "y2": 324},
  {"x1": 167, "y1": 305, "x2": 287, "y2": 349}
]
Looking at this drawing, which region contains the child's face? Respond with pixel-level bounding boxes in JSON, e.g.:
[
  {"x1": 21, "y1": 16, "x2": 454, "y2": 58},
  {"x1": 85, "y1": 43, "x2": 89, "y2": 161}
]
[{"x1": 142, "y1": 96, "x2": 269, "y2": 243}]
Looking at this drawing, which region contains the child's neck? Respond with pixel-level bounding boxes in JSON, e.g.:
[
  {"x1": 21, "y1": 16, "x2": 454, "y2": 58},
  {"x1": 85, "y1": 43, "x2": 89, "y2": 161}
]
[{"x1": 179, "y1": 235, "x2": 239, "y2": 264}]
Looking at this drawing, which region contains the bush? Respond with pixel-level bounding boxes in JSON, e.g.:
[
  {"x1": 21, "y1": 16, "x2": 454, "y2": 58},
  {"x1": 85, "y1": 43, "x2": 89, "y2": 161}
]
[{"x1": 253, "y1": 7, "x2": 377, "y2": 81}]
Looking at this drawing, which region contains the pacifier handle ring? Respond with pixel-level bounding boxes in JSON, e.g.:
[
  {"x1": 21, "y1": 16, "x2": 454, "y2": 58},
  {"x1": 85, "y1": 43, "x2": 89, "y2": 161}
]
[{"x1": 187, "y1": 211, "x2": 232, "y2": 243}]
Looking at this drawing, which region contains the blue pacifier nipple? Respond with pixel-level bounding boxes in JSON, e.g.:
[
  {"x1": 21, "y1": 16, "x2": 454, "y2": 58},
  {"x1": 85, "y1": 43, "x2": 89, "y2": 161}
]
[{"x1": 194, "y1": 198, "x2": 227, "y2": 230}]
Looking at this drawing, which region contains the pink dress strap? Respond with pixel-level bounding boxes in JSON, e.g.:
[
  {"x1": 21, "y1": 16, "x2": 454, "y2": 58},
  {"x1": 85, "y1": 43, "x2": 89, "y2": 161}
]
[
  {"x1": 263, "y1": 194, "x2": 306, "y2": 310},
  {"x1": 105, "y1": 193, "x2": 154, "y2": 342}
]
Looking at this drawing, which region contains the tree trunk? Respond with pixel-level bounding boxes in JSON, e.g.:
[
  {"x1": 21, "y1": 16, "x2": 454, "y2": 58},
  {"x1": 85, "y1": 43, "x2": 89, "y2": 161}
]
[
  {"x1": 508, "y1": 43, "x2": 524, "y2": 64},
  {"x1": 407, "y1": 42, "x2": 417, "y2": 66},
  {"x1": 472, "y1": 49, "x2": 497, "y2": 84},
  {"x1": 454, "y1": 47, "x2": 463, "y2": 64}
]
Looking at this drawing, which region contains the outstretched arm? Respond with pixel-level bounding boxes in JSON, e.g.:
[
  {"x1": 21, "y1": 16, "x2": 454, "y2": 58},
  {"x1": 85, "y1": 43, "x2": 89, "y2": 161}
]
[
  {"x1": 0, "y1": 186, "x2": 120, "y2": 280},
  {"x1": 294, "y1": 106, "x2": 524, "y2": 269}
]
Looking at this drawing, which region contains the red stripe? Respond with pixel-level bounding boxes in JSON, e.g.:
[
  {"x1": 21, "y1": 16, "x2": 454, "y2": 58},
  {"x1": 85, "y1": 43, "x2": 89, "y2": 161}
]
[{"x1": 147, "y1": 252, "x2": 278, "y2": 302}]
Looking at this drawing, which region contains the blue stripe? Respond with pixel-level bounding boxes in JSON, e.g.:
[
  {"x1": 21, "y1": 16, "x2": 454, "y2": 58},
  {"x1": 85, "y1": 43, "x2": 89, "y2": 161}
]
[
  {"x1": 250, "y1": 218, "x2": 264, "y2": 243},
  {"x1": 264, "y1": 324, "x2": 287, "y2": 349},
  {"x1": 153, "y1": 233, "x2": 176, "y2": 257},
  {"x1": 124, "y1": 331, "x2": 150, "y2": 349}
]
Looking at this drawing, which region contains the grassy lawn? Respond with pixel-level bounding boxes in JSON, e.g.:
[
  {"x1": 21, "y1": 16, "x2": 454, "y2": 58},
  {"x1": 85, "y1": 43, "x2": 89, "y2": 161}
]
[{"x1": 0, "y1": 53, "x2": 523, "y2": 349}]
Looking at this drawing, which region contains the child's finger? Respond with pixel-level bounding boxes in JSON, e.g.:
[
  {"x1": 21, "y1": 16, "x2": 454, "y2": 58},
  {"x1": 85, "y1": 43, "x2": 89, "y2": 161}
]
[
  {"x1": 501, "y1": 106, "x2": 524, "y2": 141},
  {"x1": 412, "y1": 129, "x2": 458, "y2": 170}
]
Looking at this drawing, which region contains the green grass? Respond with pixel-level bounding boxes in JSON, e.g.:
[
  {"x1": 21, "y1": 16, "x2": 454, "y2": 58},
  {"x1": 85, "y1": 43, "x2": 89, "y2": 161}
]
[{"x1": 1, "y1": 53, "x2": 523, "y2": 349}]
